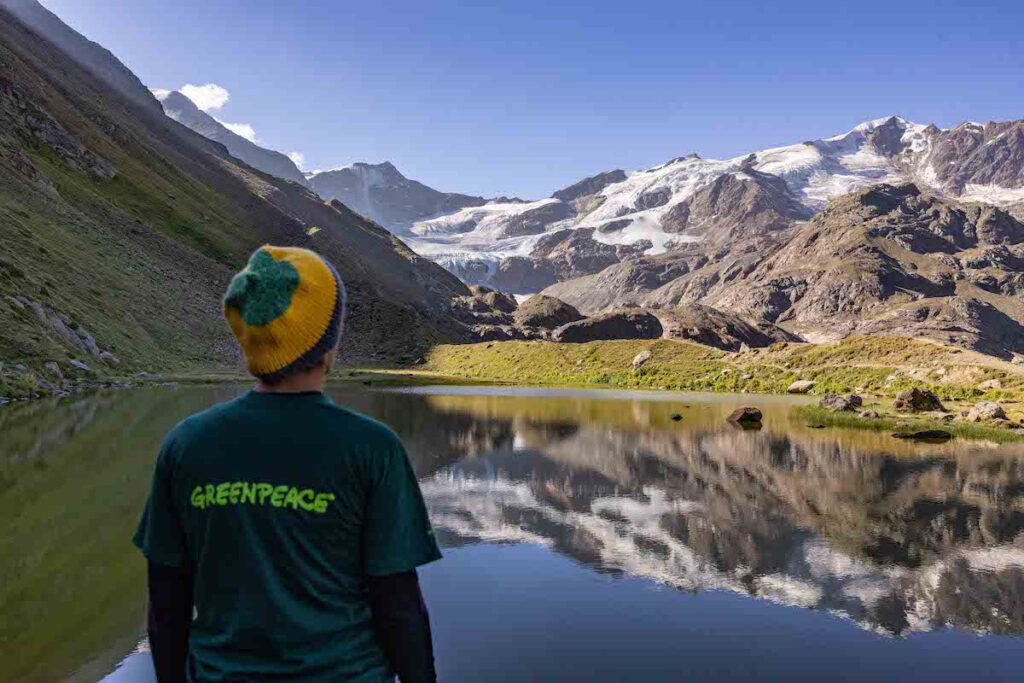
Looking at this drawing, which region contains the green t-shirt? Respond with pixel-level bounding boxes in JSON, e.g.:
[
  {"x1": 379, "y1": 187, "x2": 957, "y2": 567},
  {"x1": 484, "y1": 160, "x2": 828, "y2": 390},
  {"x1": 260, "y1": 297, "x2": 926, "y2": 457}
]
[{"x1": 133, "y1": 390, "x2": 442, "y2": 682}]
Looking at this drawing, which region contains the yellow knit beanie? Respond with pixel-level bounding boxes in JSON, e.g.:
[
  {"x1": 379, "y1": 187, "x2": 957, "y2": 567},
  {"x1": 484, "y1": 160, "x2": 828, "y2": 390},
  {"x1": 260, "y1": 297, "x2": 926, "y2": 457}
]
[{"x1": 223, "y1": 246, "x2": 346, "y2": 381}]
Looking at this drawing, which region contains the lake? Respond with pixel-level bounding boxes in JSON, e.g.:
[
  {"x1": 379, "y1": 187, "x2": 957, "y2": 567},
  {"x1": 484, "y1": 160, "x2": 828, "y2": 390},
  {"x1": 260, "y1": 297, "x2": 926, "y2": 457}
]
[{"x1": 4, "y1": 384, "x2": 1024, "y2": 681}]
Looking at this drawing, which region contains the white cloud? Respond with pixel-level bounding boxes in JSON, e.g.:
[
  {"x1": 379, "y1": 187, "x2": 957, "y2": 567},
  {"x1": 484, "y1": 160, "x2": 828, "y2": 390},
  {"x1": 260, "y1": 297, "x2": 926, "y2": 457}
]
[
  {"x1": 219, "y1": 121, "x2": 258, "y2": 143},
  {"x1": 150, "y1": 88, "x2": 171, "y2": 101},
  {"x1": 179, "y1": 83, "x2": 230, "y2": 112},
  {"x1": 288, "y1": 152, "x2": 306, "y2": 169}
]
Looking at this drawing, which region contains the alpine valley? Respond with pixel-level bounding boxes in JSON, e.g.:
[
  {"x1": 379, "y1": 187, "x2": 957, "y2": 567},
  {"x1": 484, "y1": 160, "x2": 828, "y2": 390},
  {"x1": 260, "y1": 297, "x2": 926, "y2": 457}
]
[{"x1": 4, "y1": 0, "x2": 1024, "y2": 397}]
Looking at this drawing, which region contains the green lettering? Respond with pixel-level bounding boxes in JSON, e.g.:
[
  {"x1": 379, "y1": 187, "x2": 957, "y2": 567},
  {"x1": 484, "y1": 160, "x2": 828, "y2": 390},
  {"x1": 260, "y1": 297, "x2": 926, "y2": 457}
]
[
  {"x1": 205, "y1": 484, "x2": 215, "y2": 507},
  {"x1": 241, "y1": 482, "x2": 257, "y2": 504},
  {"x1": 284, "y1": 487, "x2": 301, "y2": 510},
  {"x1": 312, "y1": 492, "x2": 335, "y2": 514},
  {"x1": 271, "y1": 485, "x2": 288, "y2": 507},
  {"x1": 190, "y1": 486, "x2": 205, "y2": 509},
  {"x1": 216, "y1": 482, "x2": 230, "y2": 505},
  {"x1": 297, "y1": 489, "x2": 315, "y2": 511},
  {"x1": 257, "y1": 483, "x2": 273, "y2": 504},
  {"x1": 229, "y1": 482, "x2": 242, "y2": 504}
]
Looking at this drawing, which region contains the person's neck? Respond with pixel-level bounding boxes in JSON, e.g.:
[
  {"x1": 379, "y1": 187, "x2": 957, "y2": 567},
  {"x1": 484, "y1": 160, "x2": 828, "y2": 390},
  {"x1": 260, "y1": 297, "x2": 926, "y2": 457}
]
[{"x1": 255, "y1": 370, "x2": 325, "y2": 394}]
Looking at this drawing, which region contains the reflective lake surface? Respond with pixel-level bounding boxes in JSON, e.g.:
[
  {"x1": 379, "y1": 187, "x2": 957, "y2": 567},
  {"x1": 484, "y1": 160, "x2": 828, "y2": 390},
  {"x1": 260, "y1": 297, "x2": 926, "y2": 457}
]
[{"x1": 4, "y1": 384, "x2": 1024, "y2": 681}]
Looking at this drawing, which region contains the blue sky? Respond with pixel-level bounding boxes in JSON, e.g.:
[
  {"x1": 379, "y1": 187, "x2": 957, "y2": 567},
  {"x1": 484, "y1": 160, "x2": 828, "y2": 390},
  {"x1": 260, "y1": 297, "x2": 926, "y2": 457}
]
[{"x1": 40, "y1": 0, "x2": 1024, "y2": 198}]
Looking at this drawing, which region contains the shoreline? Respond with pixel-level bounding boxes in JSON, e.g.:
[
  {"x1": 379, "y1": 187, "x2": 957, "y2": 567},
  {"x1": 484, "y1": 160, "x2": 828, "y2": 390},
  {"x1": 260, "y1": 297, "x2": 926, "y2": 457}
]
[{"x1": 5, "y1": 334, "x2": 1024, "y2": 441}]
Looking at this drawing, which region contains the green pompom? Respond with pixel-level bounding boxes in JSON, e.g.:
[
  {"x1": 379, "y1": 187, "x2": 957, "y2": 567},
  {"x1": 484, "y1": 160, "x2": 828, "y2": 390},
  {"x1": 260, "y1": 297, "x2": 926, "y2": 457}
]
[{"x1": 225, "y1": 250, "x2": 300, "y2": 326}]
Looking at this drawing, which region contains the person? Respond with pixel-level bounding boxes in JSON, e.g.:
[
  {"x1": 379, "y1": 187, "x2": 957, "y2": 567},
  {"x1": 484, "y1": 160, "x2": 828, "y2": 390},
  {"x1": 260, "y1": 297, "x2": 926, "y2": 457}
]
[{"x1": 133, "y1": 245, "x2": 441, "y2": 682}]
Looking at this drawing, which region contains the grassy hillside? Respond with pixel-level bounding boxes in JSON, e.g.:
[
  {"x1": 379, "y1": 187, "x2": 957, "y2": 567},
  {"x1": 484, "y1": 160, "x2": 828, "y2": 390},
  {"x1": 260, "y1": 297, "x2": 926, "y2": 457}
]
[
  {"x1": 422, "y1": 336, "x2": 1024, "y2": 401},
  {"x1": 0, "y1": 9, "x2": 469, "y2": 392}
]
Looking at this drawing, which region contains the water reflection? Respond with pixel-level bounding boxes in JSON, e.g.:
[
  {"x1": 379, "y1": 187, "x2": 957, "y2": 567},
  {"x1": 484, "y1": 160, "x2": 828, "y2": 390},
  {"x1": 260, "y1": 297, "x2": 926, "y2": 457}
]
[
  {"x1": 394, "y1": 390, "x2": 1024, "y2": 638},
  {"x1": 4, "y1": 384, "x2": 1024, "y2": 682}
]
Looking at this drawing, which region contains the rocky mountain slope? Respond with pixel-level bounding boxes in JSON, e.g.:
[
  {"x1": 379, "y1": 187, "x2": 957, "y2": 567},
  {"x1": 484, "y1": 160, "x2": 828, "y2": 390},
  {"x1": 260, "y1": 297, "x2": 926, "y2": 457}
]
[
  {"x1": 544, "y1": 184, "x2": 1024, "y2": 358},
  {"x1": 156, "y1": 90, "x2": 308, "y2": 186},
  {"x1": 307, "y1": 161, "x2": 486, "y2": 230},
  {"x1": 403, "y1": 116, "x2": 1024, "y2": 299},
  {"x1": 0, "y1": 0, "x2": 159, "y2": 114},
  {"x1": 0, "y1": 5, "x2": 475, "y2": 374}
]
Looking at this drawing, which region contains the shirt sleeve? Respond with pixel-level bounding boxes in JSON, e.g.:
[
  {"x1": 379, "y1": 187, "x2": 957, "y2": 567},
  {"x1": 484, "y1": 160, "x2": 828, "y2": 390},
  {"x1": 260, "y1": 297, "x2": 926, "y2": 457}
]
[
  {"x1": 363, "y1": 434, "x2": 442, "y2": 576},
  {"x1": 133, "y1": 439, "x2": 187, "y2": 568}
]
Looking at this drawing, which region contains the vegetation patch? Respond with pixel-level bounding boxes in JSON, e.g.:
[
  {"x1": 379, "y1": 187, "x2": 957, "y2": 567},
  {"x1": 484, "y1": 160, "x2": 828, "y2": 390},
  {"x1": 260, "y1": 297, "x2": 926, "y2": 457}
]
[{"x1": 792, "y1": 405, "x2": 1024, "y2": 444}]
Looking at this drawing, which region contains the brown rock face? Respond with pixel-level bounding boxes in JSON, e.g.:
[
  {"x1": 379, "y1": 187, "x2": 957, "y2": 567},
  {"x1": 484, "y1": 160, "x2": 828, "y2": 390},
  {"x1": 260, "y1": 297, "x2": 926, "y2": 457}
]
[
  {"x1": 925, "y1": 121, "x2": 1024, "y2": 192},
  {"x1": 654, "y1": 304, "x2": 799, "y2": 352},
  {"x1": 488, "y1": 257, "x2": 558, "y2": 293},
  {"x1": 894, "y1": 388, "x2": 946, "y2": 413},
  {"x1": 660, "y1": 169, "x2": 811, "y2": 244},
  {"x1": 513, "y1": 295, "x2": 584, "y2": 330},
  {"x1": 553, "y1": 310, "x2": 664, "y2": 343}
]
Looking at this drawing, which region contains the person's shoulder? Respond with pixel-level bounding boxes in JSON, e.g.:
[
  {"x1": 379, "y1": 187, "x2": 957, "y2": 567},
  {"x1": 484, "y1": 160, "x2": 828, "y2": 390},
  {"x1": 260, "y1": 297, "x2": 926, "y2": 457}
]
[
  {"x1": 161, "y1": 395, "x2": 246, "y2": 452},
  {"x1": 321, "y1": 402, "x2": 404, "y2": 452}
]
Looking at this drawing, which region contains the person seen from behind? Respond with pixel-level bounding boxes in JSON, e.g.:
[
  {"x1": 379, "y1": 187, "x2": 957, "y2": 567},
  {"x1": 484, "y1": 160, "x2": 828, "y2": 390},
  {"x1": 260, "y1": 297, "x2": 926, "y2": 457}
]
[{"x1": 133, "y1": 245, "x2": 441, "y2": 682}]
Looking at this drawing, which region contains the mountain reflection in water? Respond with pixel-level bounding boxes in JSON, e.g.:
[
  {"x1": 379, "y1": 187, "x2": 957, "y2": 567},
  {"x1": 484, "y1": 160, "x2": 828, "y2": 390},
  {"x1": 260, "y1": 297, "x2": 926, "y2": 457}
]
[{"x1": 392, "y1": 389, "x2": 1024, "y2": 638}]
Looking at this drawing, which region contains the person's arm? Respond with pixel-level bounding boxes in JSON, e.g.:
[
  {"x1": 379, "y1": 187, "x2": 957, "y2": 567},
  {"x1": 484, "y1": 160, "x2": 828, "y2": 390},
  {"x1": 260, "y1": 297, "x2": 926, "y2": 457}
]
[
  {"x1": 147, "y1": 561, "x2": 193, "y2": 683},
  {"x1": 368, "y1": 570, "x2": 436, "y2": 683}
]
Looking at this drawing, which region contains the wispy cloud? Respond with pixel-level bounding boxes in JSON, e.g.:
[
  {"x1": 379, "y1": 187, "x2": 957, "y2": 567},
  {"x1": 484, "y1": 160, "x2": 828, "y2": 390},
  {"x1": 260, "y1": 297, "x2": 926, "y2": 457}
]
[
  {"x1": 288, "y1": 152, "x2": 306, "y2": 169},
  {"x1": 180, "y1": 83, "x2": 230, "y2": 112},
  {"x1": 220, "y1": 121, "x2": 258, "y2": 143},
  {"x1": 150, "y1": 88, "x2": 171, "y2": 101}
]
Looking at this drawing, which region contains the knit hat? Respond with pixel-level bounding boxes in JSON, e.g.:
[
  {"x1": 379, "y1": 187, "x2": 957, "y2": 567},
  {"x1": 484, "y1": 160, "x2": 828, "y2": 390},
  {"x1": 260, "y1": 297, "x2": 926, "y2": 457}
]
[{"x1": 224, "y1": 246, "x2": 346, "y2": 382}]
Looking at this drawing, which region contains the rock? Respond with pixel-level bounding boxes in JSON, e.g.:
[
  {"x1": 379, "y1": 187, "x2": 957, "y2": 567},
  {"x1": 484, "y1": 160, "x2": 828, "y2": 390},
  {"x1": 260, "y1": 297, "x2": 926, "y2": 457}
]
[
  {"x1": 893, "y1": 388, "x2": 945, "y2": 413},
  {"x1": 632, "y1": 350, "x2": 652, "y2": 370},
  {"x1": 98, "y1": 351, "x2": 120, "y2": 366},
  {"x1": 13, "y1": 363, "x2": 28, "y2": 372},
  {"x1": 654, "y1": 304, "x2": 800, "y2": 352},
  {"x1": 670, "y1": 413, "x2": 683, "y2": 421},
  {"x1": 819, "y1": 393, "x2": 863, "y2": 411},
  {"x1": 468, "y1": 285, "x2": 518, "y2": 314},
  {"x1": 43, "y1": 361, "x2": 63, "y2": 379},
  {"x1": 513, "y1": 295, "x2": 584, "y2": 330},
  {"x1": 859, "y1": 410, "x2": 880, "y2": 419},
  {"x1": 787, "y1": 380, "x2": 816, "y2": 394},
  {"x1": 727, "y1": 407, "x2": 763, "y2": 425},
  {"x1": 966, "y1": 401, "x2": 1008, "y2": 422},
  {"x1": 806, "y1": 423, "x2": 826, "y2": 429},
  {"x1": 891, "y1": 429, "x2": 954, "y2": 442},
  {"x1": 553, "y1": 310, "x2": 663, "y2": 343},
  {"x1": 68, "y1": 359, "x2": 91, "y2": 372},
  {"x1": 979, "y1": 379, "x2": 1003, "y2": 391}
]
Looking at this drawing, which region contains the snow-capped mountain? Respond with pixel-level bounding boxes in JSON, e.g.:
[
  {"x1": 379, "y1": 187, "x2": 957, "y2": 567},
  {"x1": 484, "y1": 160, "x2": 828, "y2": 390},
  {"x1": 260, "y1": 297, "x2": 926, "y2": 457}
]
[
  {"x1": 306, "y1": 162, "x2": 486, "y2": 230},
  {"x1": 403, "y1": 116, "x2": 1024, "y2": 292}
]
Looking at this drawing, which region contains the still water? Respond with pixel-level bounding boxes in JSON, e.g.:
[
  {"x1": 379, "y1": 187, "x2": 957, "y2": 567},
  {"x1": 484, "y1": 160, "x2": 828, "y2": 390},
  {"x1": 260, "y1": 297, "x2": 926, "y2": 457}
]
[{"x1": 4, "y1": 384, "x2": 1024, "y2": 681}]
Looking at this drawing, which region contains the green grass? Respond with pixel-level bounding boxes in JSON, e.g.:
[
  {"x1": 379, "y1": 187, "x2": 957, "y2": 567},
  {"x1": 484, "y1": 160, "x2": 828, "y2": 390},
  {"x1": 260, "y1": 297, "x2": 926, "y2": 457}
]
[
  {"x1": 792, "y1": 405, "x2": 1024, "y2": 443},
  {"x1": 423, "y1": 336, "x2": 1024, "y2": 399}
]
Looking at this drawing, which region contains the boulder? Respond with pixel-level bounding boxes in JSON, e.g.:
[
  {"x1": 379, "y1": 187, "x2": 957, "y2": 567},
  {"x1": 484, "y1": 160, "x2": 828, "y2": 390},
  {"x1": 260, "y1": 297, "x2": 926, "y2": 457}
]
[
  {"x1": 966, "y1": 401, "x2": 1008, "y2": 422},
  {"x1": 727, "y1": 407, "x2": 763, "y2": 425},
  {"x1": 819, "y1": 393, "x2": 863, "y2": 411},
  {"x1": 891, "y1": 429, "x2": 953, "y2": 442},
  {"x1": 632, "y1": 350, "x2": 652, "y2": 370},
  {"x1": 859, "y1": 410, "x2": 880, "y2": 419},
  {"x1": 99, "y1": 350, "x2": 120, "y2": 367},
  {"x1": 979, "y1": 379, "x2": 1003, "y2": 391},
  {"x1": 893, "y1": 388, "x2": 945, "y2": 413},
  {"x1": 68, "y1": 359, "x2": 91, "y2": 372},
  {"x1": 513, "y1": 295, "x2": 583, "y2": 330},
  {"x1": 468, "y1": 285, "x2": 518, "y2": 314},
  {"x1": 43, "y1": 361, "x2": 63, "y2": 379},
  {"x1": 787, "y1": 380, "x2": 816, "y2": 394},
  {"x1": 654, "y1": 304, "x2": 800, "y2": 352},
  {"x1": 553, "y1": 310, "x2": 663, "y2": 343}
]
